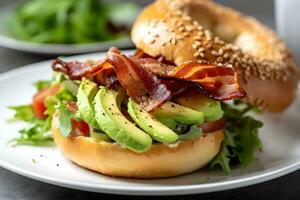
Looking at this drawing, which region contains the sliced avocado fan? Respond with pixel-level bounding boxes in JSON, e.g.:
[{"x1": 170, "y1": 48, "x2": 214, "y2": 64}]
[
  {"x1": 77, "y1": 79, "x2": 100, "y2": 129},
  {"x1": 127, "y1": 98, "x2": 178, "y2": 144},
  {"x1": 155, "y1": 101, "x2": 204, "y2": 125},
  {"x1": 94, "y1": 87, "x2": 152, "y2": 153}
]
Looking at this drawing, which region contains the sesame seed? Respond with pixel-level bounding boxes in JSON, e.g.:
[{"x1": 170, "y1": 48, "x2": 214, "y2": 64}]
[
  {"x1": 218, "y1": 49, "x2": 224, "y2": 55},
  {"x1": 197, "y1": 31, "x2": 204, "y2": 36},
  {"x1": 186, "y1": 26, "x2": 194, "y2": 32},
  {"x1": 223, "y1": 53, "x2": 229, "y2": 58},
  {"x1": 211, "y1": 50, "x2": 218, "y2": 56},
  {"x1": 198, "y1": 47, "x2": 204, "y2": 52},
  {"x1": 178, "y1": 27, "x2": 185, "y2": 32},
  {"x1": 193, "y1": 21, "x2": 199, "y2": 26},
  {"x1": 195, "y1": 35, "x2": 202, "y2": 40},
  {"x1": 194, "y1": 52, "x2": 200, "y2": 57},
  {"x1": 183, "y1": 32, "x2": 190, "y2": 37},
  {"x1": 177, "y1": 21, "x2": 183, "y2": 27},
  {"x1": 194, "y1": 41, "x2": 201, "y2": 46},
  {"x1": 192, "y1": 44, "x2": 198, "y2": 49},
  {"x1": 200, "y1": 53, "x2": 205, "y2": 58},
  {"x1": 171, "y1": 38, "x2": 177, "y2": 45},
  {"x1": 183, "y1": 16, "x2": 192, "y2": 22},
  {"x1": 197, "y1": 26, "x2": 203, "y2": 31}
]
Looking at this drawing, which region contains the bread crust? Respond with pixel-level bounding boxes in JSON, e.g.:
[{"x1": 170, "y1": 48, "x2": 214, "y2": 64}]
[
  {"x1": 52, "y1": 115, "x2": 224, "y2": 178},
  {"x1": 131, "y1": 0, "x2": 300, "y2": 112}
]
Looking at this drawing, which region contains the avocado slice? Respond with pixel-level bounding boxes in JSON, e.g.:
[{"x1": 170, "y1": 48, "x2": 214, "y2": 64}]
[
  {"x1": 77, "y1": 79, "x2": 100, "y2": 129},
  {"x1": 155, "y1": 102, "x2": 204, "y2": 125},
  {"x1": 90, "y1": 131, "x2": 111, "y2": 142},
  {"x1": 176, "y1": 93, "x2": 223, "y2": 122},
  {"x1": 154, "y1": 115, "x2": 178, "y2": 130},
  {"x1": 127, "y1": 98, "x2": 178, "y2": 143},
  {"x1": 178, "y1": 125, "x2": 203, "y2": 140},
  {"x1": 94, "y1": 87, "x2": 152, "y2": 153}
]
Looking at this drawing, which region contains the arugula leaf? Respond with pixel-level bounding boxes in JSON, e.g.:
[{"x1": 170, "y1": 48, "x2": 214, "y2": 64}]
[
  {"x1": 237, "y1": 117, "x2": 263, "y2": 166},
  {"x1": 33, "y1": 80, "x2": 51, "y2": 91},
  {"x1": 210, "y1": 131, "x2": 236, "y2": 174},
  {"x1": 9, "y1": 117, "x2": 54, "y2": 146},
  {"x1": 8, "y1": 105, "x2": 35, "y2": 122},
  {"x1": 57, "y1": 104, "x2": 73, "y2": 137},
  {"x1": 210, "y1": 101, "x2": 263, "y2": 173}
]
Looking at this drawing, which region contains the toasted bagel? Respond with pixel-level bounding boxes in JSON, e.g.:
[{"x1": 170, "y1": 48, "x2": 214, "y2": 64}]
[
  {"x1": 52, "y1": 114, "x2": 224, "y2": 178},
  {"x1": 131, "y1": 0, "x2": 300, "y2": 112}
]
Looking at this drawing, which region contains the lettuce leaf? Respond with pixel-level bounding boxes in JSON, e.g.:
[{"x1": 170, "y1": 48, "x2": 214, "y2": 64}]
[
  {"x1": 8, "y1": 105, "x2": 35, "y2": 122},
  {"x1": 210, "y1": 100, "x2": 263, "y2": 173}
]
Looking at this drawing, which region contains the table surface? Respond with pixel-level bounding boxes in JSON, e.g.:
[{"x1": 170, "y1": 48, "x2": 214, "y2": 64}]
[{"x1": 0, "y1": 0, "x2": 299, "y2": 199}]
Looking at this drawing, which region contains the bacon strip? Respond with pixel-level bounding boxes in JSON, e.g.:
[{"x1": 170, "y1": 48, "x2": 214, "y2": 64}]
[
  {"x1": 134, "y1": 59, "x2": 245, "y2": 100},
  {"x1": 106, "y1": 47, "x2": 172, "y2": 111},
  {"x1": 170, "y1": 61, "x2": 246, "y2": 100}
]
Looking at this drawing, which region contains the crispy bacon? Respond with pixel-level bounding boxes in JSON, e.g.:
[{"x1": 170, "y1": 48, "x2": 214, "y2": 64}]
[
  {"x1": 52, "y1": 59, "x2": 94, "y2": 80},
  {"x1": 170, "y1": 61, "x2": 246, "y2": 100},
  {"x1": 133, "y1": 58, "x2": 245, "y2": 100},
  {"x1": 51, "y1": 47, "x2": 245, "y2": 111},
  {"x1": 52, "y1": 59, "x2": 117, "y2": 86},
  {"x1": 106, "y1": 47, "x2": 172, "y2": 111}
]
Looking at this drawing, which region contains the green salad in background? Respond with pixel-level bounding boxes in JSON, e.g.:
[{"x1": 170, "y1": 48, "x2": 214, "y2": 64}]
[{"x1": 9, "y1": 0, "x2": 139, "y2": 44}]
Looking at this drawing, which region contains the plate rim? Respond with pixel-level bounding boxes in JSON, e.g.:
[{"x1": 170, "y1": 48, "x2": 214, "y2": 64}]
[{"x1": 0, "y1": 52, "x2": 299, "y2": 195}]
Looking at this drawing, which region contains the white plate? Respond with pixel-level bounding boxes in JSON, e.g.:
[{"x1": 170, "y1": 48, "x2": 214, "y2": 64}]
[
  {"x1": 0, "y1": 51, "x2": 299, "y2": 195},
  {"x1": 0, "y1": 5, "x2": 134, "y2": 55}
]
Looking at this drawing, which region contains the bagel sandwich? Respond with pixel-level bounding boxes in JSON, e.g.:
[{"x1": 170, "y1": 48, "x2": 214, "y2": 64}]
[{"x1": 10, "y1": 0, "x2": 299, "y2": 178}]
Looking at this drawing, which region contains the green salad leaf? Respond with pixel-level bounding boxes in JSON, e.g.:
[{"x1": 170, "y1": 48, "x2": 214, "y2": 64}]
[
  {"x1": 8, "y1": 105, "x2": 35, "y2": 122},
  {"x1": 33, "y1": 80, "x2": 51, "y2": 91},
  {"x1": 8, "y1": 74, "x2": 79, "y2": 146},
  {"x1": 9, "y1": 0, "x2": 138, "y2": 44},
  {"x1": 11, "y1": 117, "x2": 54, "y2": 146},
  {"x1": 57, "y1": 104, "x2": 73, "y2": 137},
  {"x1": 210, "y1": 100, "x2": 263, "y2": 173}
]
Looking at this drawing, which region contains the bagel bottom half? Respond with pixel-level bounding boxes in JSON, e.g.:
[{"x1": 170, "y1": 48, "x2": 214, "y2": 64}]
[{"x1": 52, "y1": 115, "x2": 224, "y2": 178}]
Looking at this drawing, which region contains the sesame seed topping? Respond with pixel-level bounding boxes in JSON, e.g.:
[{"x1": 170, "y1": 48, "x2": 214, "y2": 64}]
[
  {"x1": 183, "y1": 32, "x2": 190, "y2": 37},
  {"x1": 193, "y1": 21, "x2": 199, "y2": 26},
  {"x1": 198, "y1": 47, "x2": 204, "y2": 52},
  {"x1": 192, "y1": 44, "x2": 198, "y2": 49},
  {"x1": 194, "y1": 41, "x2": 201, "y2": 46},
  {"x1": 171, "y1": 38, "x2": 177, "y2": 45},
  {"x1": 178, "y1": 27, "x2": 185, "y2": 32},
  {"x1": 194, "y1": 52, "x2": 200, "y2": 57},
  {"x1": 186, "y1": 26, "x2": 194, "y2": 32}
]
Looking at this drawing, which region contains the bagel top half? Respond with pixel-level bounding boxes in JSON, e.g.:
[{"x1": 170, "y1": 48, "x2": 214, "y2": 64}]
[{"x1": 131, "y1": 0, "x2": 300, "y2": 112}]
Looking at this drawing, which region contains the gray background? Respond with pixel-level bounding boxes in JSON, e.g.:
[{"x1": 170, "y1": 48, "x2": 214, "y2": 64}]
[{"x1": 0, "y1": 0, "x2": 299, "y2": 199}]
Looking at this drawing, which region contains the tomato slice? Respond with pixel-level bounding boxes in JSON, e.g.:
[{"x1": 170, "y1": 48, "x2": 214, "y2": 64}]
[
  {"x1": 71, "y1": 120, "x2": 90, "y2": 137},
  {"x1": 32, "y1": 85, "x2": 60, "y2": 119},
  {"x1": 198, "y1": 117, "x2": 226, "y2": 133}
]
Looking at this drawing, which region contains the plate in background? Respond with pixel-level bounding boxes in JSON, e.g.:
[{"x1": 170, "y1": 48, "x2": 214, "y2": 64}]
[
  {"x1": 0, "y1": 51, "x2": 299, "y2": 195},
  {"x1": 0, "y1": 4, "x2": 134, "y2": 55}
]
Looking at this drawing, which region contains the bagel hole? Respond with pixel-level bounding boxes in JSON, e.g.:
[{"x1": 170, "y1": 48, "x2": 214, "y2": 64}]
[{"x1": 184, "y1": 5, "x2": 239, "y2": 43}]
